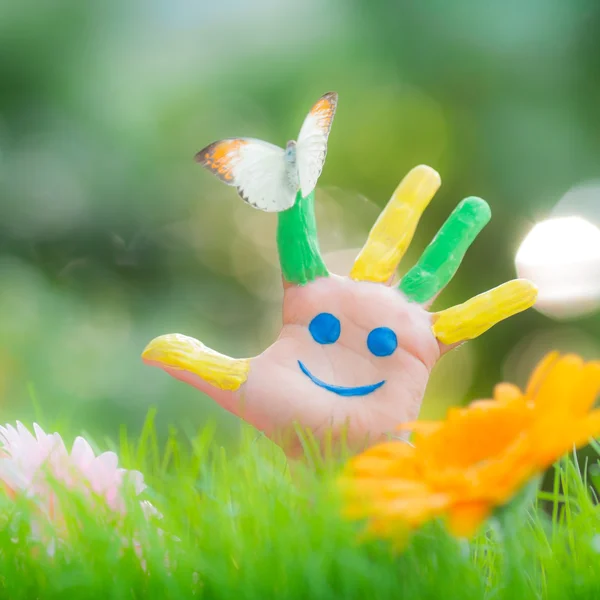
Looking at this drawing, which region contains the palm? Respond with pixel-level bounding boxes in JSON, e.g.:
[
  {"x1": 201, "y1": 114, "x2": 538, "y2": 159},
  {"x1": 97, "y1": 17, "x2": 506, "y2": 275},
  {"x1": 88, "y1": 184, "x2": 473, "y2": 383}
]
[
  {"x1": 251, "y1": 277, "x2": 437, "y2": 453},
  {"x1": 143, "y1": 166, "x2": 537, "y2": 458}
]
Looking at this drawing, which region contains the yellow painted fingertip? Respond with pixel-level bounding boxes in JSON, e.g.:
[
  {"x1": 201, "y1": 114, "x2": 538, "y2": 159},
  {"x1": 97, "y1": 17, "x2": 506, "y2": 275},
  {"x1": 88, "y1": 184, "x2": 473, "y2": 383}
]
[
  {"x1": 432, "y1": 279, "x2": 538, "y2": 345},
  {"x1": 350, "y1": 165, "x2": 441, "y2": 283},
  {"x1": 142, "y1": 333, "x2": 250, "y2": 391}
]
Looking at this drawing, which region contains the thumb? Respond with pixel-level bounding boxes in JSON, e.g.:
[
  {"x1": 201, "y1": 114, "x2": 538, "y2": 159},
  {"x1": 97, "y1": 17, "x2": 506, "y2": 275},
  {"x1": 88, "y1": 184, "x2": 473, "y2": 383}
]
[{"x1": 142, "y1": 333, "x2": 250, "y2": 414}]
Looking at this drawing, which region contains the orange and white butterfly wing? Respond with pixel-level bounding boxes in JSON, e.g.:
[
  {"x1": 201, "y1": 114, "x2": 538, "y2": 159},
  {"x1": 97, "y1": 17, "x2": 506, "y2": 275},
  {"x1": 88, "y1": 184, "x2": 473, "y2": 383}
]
[
  {"x1": 296, "y1": 92, "x2": 338, "y2": 197},
  {"x1": 195, "y1": 138, "x2": 297, "y2": 212}
]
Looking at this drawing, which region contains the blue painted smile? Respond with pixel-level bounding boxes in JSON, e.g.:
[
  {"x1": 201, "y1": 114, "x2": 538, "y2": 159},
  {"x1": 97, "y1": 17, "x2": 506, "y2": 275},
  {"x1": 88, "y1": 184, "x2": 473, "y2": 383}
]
[{"x1": 298, "y1": 360, "x2": 385, "y2": 397}]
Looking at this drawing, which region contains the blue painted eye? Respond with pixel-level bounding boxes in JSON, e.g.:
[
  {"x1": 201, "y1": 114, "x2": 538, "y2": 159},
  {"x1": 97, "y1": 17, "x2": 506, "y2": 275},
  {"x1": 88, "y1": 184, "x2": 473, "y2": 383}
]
[
  {"x1": 367, "y1": 327, "x2": 398, "y2": 357},
  {"x1": 309, "y1": 313, "x2": 341, "y2": 345}
]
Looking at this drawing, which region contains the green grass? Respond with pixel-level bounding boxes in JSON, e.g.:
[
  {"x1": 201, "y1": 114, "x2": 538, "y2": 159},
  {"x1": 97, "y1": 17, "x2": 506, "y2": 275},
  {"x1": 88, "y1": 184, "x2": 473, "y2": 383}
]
[{"x1": 1, "y1": 413, "x2": 600, "y2": 599}]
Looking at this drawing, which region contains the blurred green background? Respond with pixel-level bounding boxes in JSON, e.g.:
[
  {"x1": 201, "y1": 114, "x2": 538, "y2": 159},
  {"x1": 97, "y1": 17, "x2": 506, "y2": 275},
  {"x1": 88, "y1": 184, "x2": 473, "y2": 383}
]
[{"x1": 1, "y1": 0, "x2": 599, "y2": 444}]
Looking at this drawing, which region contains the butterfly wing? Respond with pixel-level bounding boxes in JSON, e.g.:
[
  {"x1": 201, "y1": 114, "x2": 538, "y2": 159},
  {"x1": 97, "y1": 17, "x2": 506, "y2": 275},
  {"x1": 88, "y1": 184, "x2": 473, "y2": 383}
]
[
  {"x1": 195, "y1": 138, "x2": 297, "y2": 212},
  {"x1": 296, "y1": 92, "x2": 338, "y2": 197}
]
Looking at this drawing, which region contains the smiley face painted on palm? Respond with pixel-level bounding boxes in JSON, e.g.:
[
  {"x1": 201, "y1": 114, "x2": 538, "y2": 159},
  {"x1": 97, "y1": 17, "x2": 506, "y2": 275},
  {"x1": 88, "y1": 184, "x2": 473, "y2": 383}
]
[
  {"x1": 275, "y1": 275, "x2": 437, "y2": 410},
  {"x1": 300, "y1": 312, "x2": 395, "y2": 396}
]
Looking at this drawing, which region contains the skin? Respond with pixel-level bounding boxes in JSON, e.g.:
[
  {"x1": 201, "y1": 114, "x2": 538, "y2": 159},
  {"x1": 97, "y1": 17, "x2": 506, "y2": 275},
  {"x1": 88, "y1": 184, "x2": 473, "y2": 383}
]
[{"x1": 145, "y1": 275, "x2": 455, "y2": 458}]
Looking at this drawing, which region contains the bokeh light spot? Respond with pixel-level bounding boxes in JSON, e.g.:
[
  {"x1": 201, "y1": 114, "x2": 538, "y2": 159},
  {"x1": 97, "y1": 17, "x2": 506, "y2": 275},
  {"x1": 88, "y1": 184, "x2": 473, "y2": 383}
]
[{"x1": 515, "y1": 216, "x2": 600, "y2": 319}]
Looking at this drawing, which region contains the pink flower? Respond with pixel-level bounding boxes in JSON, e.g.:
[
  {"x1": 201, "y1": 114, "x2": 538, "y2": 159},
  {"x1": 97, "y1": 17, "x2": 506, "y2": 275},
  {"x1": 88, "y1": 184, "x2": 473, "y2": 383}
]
[{"x1": 0, "y1": 422, "x2": 147, "y2": 514}]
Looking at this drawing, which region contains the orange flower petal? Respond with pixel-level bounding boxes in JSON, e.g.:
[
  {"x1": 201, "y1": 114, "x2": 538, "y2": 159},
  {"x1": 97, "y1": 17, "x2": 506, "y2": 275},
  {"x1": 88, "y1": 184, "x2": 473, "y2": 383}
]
[
  {"x1": 374, "y1": 493, "x2": 450, "y2": 526},
  {"x1": 579, "y1": 409, "x2": 600, "y2": 439},
  {"x1": 397, "y1": 420, "x2": 441, "y2": 435},
  {"x1": 525, "y1": 351, "x2": 560, "y2": 397},
  {"x1": 346, "y1": 442, "x2": 420, "y2": 482},
  {"x1": 447, "y1": 501, "x2": 491, "y2": 537},
  {"x1": 493, "y1": 383, "x2": 522, "y2": 403},
  {"x1": 572, "y1": 361, "x2": 600, "y2": 416},
  {"x1": 531, "y1": 354, "x2": 584, "y2": 412},
  {"x1": 346, "y1": 456, "x2": 416, "y2": 479},
  {"x1": 417, "y1": 402, "x2": 531, "y2": 469},
  {"x1": 534, "y1": 410, "x2": 600, "y2": 467},
  {"x1": 344, "y1": 477, "x2": 430, "y2": 499},
  {"x1": 465, "y1": 399, "x2": 496, "y2": 410},
  {"x1": 423, "y1": 434, "x2": 534, "y2": 503}
]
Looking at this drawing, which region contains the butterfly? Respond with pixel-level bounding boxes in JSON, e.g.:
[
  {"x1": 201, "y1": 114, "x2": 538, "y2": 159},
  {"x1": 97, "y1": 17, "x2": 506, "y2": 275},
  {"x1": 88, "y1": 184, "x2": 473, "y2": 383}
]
[{"x1": 195, "y1": 92, "x2": 338, "y2": 212}]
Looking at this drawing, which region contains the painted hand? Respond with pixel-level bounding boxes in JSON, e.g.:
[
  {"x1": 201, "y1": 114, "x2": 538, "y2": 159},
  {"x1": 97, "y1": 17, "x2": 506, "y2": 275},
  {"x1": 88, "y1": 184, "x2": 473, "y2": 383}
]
[{"x1": 142, "y1": 166, "x2": 537, "y2": 457}]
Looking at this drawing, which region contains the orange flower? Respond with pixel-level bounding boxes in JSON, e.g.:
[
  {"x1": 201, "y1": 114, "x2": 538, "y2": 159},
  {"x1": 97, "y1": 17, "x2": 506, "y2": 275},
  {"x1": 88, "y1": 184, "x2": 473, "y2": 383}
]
[{"x1": 341, "y1": 352, "x2": 600, "y2": 540}]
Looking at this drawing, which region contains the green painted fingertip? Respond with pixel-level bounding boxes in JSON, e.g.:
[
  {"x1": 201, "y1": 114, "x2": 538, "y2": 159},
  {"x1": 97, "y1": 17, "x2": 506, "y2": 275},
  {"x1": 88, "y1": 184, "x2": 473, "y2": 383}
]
[
  {"x1": 277, "y1": 190, "x2": 329, "y2": 285},
  {"x1": 399, "y1": 197, "x2": 491, "y2": 303}
]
